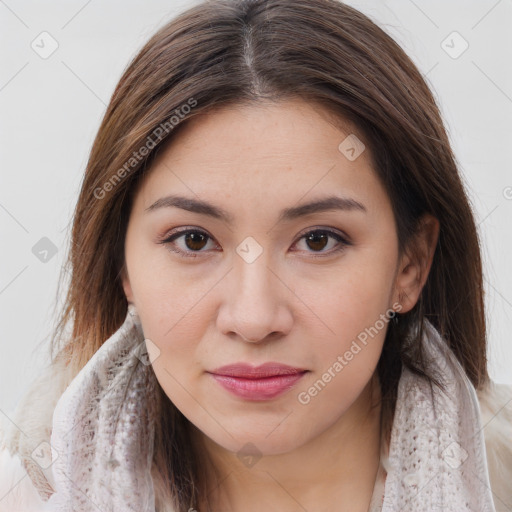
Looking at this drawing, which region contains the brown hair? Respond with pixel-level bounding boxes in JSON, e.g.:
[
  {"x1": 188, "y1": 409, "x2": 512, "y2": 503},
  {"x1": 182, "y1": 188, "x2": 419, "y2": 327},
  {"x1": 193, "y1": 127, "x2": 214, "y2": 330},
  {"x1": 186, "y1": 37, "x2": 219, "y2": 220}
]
[{"x1": 50, "y1": 0, "x2": 489, "y2": 510}]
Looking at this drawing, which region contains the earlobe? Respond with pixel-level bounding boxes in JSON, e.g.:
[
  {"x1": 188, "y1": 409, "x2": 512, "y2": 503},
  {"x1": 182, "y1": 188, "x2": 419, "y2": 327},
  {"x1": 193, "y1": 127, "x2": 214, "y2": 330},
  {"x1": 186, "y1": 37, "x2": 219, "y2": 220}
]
[
  {"x1": 393, "y1": 214, "x2": 439, "y2": 314},
  {"x1": 120, "y1": 264, "x2": 134, "y2": 303}
]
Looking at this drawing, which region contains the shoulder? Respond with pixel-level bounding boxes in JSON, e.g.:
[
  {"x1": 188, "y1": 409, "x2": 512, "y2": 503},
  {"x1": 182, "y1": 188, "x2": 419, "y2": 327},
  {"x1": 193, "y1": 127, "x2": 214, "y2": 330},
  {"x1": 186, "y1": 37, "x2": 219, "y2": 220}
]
[
  {"x1": 477, "y1": 379, "x2": 512, "y2": 512},
  {"x1": 0, "y1": 442, "x2": 47, "y2": 511},
  {"x1": 0, "y1": 355, "x2": 73, "y2": 512}
]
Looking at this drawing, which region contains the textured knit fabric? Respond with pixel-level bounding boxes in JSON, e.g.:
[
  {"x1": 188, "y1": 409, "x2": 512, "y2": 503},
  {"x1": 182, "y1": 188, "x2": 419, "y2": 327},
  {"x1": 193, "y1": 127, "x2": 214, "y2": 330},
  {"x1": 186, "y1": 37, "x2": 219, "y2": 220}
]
[
  {"x1": 380, "y1": 319, "x2": 496, "y2": 511},
  {"x1": 1, "y1": 306, "x2": 511, "y2": 511}
]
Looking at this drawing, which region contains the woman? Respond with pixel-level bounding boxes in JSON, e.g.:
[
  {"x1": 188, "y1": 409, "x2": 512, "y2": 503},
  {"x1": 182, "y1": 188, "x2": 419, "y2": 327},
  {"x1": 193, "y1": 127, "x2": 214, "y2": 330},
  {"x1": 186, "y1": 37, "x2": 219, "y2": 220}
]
[{"x1": 1, "y1": 0, "x2": 511, "y2": 511}]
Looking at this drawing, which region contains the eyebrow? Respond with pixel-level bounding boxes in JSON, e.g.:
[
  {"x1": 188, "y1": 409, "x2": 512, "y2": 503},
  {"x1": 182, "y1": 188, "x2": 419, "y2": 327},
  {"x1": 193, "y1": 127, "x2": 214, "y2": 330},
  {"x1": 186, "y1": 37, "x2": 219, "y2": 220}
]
[{"x1": 145, "y1": 194, "x2": 366, "y2": 224}]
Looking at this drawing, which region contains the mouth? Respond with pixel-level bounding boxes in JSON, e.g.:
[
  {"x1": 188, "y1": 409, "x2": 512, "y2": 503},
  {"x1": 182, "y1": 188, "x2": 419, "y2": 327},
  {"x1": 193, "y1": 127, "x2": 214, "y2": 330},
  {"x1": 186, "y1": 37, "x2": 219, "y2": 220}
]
[{"x1": 207, "y1": 363, "x2": 308, "y2": 401}]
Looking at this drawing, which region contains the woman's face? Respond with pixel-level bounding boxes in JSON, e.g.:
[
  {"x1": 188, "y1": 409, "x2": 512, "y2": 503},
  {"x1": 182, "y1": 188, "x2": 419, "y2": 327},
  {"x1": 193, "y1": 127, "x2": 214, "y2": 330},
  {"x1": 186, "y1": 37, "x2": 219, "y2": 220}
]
[{"x1": 122, "y1": 98, "x2": 409, "y2": 456}]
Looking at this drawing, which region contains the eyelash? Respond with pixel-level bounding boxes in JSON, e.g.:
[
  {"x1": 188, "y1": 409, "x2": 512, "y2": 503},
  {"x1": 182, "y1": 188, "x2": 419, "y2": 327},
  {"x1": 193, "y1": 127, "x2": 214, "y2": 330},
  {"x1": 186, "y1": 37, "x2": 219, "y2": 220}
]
[{"x1": 157, "y1": 227, "x2": 352, "y2": 259}]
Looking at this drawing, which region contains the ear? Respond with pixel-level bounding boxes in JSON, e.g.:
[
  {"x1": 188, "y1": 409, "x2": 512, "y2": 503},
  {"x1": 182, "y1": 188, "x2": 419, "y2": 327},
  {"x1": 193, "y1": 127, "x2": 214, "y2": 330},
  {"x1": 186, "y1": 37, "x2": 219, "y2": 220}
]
[
  {"x1": 120, "y1": 263, "x2": 135, "y2": 303},
  {"x1": 392, "y1": 214, "x2": 439, "y2": 313}
]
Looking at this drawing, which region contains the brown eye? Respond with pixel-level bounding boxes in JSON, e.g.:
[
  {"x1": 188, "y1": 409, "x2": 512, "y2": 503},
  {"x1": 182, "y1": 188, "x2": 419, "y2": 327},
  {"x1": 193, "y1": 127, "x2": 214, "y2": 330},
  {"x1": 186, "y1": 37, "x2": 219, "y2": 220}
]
[
  {"x1": 183, "y1": 232, "x2": 209, "y2": 251},
  {"x1": 305, "y1": 231, "x2": 329, "y2": 251},
  {"x1": 160, "y1": 228, "x2": 218, "y2": 258},
  {"x1": 293, "y1": 229, "x2": 350, "y2": 255}
]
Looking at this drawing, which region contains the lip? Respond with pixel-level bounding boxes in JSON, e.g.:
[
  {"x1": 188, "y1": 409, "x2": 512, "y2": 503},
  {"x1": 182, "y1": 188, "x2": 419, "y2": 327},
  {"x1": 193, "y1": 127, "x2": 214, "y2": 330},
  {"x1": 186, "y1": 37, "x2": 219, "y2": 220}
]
[{"x1": 208, "y1": 363, "x2": 308, "y2": 401}]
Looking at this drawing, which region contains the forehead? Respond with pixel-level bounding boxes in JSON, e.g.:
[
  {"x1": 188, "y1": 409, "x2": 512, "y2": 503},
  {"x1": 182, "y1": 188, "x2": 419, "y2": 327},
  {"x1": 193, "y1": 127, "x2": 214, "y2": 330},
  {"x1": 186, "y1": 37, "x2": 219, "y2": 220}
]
[
  {"x1": 133, "y1": 98, "x2": 390, "y2": 219},
  {"x1": 153, "y1": 98, "x2": 361, "y2": 168}
]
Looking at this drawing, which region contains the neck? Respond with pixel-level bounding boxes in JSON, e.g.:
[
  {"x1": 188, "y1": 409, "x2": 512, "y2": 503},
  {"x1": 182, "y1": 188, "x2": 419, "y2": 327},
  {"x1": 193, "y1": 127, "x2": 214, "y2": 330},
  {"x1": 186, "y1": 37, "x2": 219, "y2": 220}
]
[{"x1": 190, "y1": 374, "x2": 383, "y2": 512}]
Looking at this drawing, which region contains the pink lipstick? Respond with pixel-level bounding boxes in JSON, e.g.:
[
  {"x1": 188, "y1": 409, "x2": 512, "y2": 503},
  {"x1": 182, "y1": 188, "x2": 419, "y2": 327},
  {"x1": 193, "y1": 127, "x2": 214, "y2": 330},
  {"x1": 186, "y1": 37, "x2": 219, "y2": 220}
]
[{"x1": 208, "y1": 362, "x2": 307, "y2": 401}]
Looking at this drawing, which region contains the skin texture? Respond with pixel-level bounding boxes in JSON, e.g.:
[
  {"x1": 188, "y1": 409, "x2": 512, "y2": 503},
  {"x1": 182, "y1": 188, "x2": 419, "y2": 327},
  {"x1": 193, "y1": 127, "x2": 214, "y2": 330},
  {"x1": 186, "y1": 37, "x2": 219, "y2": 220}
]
[{"x1": 122, "y1": 98, "x2": 439, "y2": 511}]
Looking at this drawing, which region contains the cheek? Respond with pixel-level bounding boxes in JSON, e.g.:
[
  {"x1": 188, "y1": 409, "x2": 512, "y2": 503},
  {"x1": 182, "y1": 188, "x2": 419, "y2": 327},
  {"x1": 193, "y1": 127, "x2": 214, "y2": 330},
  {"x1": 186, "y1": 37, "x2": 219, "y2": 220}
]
[
  {"x1": 294, "y1": 341, "x2": 381, "y2": 444},
  {"x1": 293, "y1": 269, "x2": 391, "y2": 421},
  {"x1": 143, "y1": 317, "x2": 205, "y2": 423},
  {"x1": 130, "y1": 251, "x2": 219, "y2": 347},
  {"x1": 125, "y1": 242, "x2": 221, "y2": 408},
  {"x1": 296, "y1": 253, "x2": 396, "y2": 345},
  {"x1": 291, "y1": 251, "x2": 395, "y2": 398}
]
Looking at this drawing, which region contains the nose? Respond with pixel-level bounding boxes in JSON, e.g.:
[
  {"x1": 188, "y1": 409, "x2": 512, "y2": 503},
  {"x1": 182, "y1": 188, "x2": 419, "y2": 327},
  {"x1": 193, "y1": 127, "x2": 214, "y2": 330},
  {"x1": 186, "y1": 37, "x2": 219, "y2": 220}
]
[{"x1": 216, "y1": 250, "x2": 293, "y2": 344}]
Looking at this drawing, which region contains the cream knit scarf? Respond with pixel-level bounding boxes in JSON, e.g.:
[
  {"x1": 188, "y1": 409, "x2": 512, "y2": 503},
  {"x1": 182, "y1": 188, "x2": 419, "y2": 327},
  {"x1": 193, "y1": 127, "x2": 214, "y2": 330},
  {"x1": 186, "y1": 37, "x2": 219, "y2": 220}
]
[{"x1": 41, "y1": 306, "x2": 497, "y2": 512}]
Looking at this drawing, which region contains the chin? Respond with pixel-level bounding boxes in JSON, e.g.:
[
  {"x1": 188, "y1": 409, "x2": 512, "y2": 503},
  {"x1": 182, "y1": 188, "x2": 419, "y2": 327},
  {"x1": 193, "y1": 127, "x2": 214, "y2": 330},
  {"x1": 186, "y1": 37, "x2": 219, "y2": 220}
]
[{"x1": 203, "y1": 425, "x2": 307, "y2": 458}]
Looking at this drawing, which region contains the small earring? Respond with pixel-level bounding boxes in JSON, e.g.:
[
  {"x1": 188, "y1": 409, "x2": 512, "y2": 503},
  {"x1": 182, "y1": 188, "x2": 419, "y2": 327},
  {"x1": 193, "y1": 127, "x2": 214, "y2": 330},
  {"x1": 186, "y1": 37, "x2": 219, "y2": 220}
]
[
  {"x1": 127, "y1": 303, "x2": 138, "y2": 318},
  {"x1": 391, "y1": 306, "x2": 400, "y2": 324}
]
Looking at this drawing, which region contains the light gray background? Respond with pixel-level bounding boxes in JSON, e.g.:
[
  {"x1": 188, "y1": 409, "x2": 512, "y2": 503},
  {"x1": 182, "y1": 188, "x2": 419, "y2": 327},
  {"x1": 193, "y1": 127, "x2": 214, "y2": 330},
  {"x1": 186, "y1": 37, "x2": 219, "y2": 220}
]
[{"x1": 1, "y1": 0, "x2": 511, "y2": 416}]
